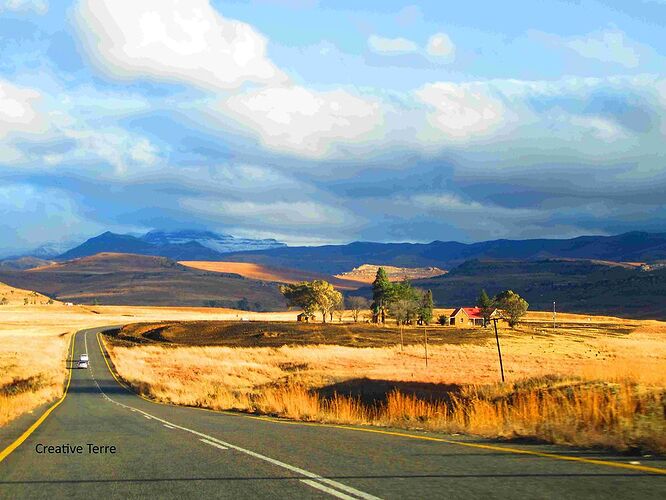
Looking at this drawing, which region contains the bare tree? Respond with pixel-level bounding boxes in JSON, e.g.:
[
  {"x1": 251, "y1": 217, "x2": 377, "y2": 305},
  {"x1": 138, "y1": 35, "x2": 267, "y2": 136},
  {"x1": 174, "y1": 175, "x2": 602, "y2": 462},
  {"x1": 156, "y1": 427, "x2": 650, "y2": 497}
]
[{"x1": 347, "y1": 296, "x2": 370, "y2": 322}]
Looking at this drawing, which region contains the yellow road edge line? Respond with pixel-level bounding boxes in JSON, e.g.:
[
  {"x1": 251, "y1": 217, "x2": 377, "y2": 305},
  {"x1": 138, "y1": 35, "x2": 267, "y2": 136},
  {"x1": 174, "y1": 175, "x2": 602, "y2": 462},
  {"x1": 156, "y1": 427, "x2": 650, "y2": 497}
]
[
  {"x1": 0, "y1": 331, "x2": 77, "y2": 464},
  {"x1": 96, "y1": 331, "x2": 666, "y2": 476}
]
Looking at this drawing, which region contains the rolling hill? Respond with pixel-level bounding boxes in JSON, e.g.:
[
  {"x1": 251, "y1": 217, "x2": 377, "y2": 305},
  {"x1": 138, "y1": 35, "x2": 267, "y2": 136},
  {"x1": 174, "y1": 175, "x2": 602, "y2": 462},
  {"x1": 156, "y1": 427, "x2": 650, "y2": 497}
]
[
  {"x1": 178, "y1": 261, "x2": 366, "y2": 290},
  {"x1": 335, "y1": 264, "x2": 447, "y2": 283},
  {"x1": 0, "y1": 253, "x2": 286, "y2": 310},
  {"x1": 405, "y1": 259, "x2": 666, "y2": 320}
]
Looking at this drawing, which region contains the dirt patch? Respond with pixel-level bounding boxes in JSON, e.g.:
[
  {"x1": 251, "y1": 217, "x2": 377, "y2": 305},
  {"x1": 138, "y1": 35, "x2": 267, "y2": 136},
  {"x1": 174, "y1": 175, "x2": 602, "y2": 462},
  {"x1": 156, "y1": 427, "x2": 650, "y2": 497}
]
[{"x1": 112, "y1": 321, "x2": 490, "y2": 348}]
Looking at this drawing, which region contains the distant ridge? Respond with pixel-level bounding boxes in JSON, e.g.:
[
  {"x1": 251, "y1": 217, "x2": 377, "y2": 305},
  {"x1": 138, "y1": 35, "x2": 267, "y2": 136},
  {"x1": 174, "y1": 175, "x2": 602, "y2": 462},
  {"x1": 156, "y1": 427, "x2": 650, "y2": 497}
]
[
  {"x1": 220, "y1": 231, "x2": 666, "y2": 274},
  {"x1": 11, "y1": 230, "x2": 666, "y2": 276}
]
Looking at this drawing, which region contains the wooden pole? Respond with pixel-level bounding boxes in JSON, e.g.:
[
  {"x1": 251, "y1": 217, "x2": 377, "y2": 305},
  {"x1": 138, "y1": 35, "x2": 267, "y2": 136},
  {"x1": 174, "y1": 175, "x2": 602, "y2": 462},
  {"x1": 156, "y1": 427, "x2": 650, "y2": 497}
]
[
  {"x1": 400, "y1": 324, "x2": 404, "y2": 351},
  {"x1": 492, "y1": 318, "x2": 505, "y2": 383},
  {"x1": 424, "y1": 327, "x2": 428, "y2": 367}
]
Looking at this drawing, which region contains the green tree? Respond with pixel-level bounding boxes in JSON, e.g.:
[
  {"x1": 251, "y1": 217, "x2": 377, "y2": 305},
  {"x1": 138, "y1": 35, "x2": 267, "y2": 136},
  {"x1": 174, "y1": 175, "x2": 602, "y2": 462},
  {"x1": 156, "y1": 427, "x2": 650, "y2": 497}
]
[
  {"x1": 371, "y1": 267, "x2": 392, "y2": 324},
  {"x1": 495, "y1": 290, "x2": 529, "y2": 328},
  {"x1": 418, "y1": 289, "x2": 434, "y2": 325},
  {"x1": 476, "y1": 289, "x2": 495, "y2": 327},
  {"x1": 279, "y1": 282, "x2": 316, "y2": 317},
  {"x1": 390, "y1": 298, "x2": 420, "y2": 326},
  {"x1": 347, "y1": 296, "x2": 370, "y2": 322},
  {"x1": 310, "y1": 280, "x2": 343, "y2": 323},
  {"x1": 279, "y1": 280, "x2": 343, "y2": 323},
  {"x1": 387, "y1": 280, "x2": 421, "y2": 325}
]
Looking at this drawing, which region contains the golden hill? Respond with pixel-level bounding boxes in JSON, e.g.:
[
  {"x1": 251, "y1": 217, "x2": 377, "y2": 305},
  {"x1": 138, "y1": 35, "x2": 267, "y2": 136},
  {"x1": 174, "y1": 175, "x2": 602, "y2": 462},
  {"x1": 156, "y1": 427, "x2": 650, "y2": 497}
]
[
  {"x1": 0, "y1": 281, "x2": 61, "y2": 306},
  {"x1": 335, "y1": 263, "x2": 447, "y2": 283},
  {"x1": 179, "y1": 261, "x2": 366, "y2": 290}
]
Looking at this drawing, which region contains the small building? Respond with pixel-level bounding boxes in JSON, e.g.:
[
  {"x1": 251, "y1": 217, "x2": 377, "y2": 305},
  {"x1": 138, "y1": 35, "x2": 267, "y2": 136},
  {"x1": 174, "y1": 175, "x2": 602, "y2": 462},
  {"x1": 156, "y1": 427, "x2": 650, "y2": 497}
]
[
  {"x1": 297, "y1": 312, "x2": 314, "y2": 322},
  {"x1": 449, "y1": 307, "x2": 498, "y2": 327}
]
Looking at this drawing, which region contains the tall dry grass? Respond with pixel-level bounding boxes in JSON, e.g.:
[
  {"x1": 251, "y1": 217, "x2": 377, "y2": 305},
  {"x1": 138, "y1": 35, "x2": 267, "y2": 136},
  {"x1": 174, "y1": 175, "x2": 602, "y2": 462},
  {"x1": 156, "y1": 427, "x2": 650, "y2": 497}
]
[
  {"x1": 104, "y1": 320, "x2": 666, "y2": 453},
  {"x1": 0, "y1": 334, "x2": 70, "y2": 427}
]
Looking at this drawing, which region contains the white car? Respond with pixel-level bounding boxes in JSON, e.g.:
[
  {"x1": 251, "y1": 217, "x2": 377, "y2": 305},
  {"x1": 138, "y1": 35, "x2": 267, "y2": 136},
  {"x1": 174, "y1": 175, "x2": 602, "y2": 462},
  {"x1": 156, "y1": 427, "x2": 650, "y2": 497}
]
[
  {"x1": 80, "y1": 354, "x2": 89, "y2": 362},
  {"x1": 77, "y1": 360, "x2": 88, "y2": 369}
]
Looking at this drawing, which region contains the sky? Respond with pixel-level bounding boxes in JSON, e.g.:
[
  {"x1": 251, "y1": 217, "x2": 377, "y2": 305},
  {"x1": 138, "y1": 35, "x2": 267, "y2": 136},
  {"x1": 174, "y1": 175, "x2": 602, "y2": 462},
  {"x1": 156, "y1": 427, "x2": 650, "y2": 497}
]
[{"x1": 0, "y1": 0, "x2": 665, "y2": 255}]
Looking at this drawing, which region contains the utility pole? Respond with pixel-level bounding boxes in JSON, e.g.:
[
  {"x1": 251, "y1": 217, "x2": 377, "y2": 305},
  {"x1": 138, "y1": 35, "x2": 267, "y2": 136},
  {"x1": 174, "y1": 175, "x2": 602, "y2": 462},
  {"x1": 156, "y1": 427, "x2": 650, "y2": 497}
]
[
  {"x1": 424, "y1": 327, "x2": 428, "y2": 367},
  {"x1": 400, "y1": 324, "x2": 404, "y2": 352},
  {"x1": 553, "y1": 301, "x2": 556, "y2": 330},
  {"x1": 492, "y1": 318, "x2": 505, "y2": 383}
]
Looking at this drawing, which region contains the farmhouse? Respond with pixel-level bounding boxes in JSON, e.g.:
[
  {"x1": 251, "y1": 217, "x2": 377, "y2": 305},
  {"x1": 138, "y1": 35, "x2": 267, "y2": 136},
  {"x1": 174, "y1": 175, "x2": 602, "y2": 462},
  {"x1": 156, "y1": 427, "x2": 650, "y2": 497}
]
[
  {"x1": 449, "y1": 307, "x2": 498, "y2": 327},
  {"x1": 297, "y1": 312, "x2": 315, "y2": 322}
]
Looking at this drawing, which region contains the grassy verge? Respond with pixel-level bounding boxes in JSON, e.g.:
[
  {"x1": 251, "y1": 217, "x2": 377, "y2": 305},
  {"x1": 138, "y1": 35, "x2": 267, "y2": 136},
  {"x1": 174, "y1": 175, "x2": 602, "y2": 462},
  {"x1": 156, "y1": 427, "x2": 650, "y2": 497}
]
[
  {"x1": 103, "y1": 319, "x2": 666, "y2": 453},
  {"x1": 0, "y1": 334, "x2": 70, "y2": 427}
]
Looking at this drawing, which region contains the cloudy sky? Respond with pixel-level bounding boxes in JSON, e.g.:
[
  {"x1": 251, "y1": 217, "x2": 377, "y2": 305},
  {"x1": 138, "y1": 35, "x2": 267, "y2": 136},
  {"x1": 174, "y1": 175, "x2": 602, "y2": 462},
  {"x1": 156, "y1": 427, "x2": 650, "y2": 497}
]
[{"x1": 0, "y1": 0, "x2": 665, "y2": 254}]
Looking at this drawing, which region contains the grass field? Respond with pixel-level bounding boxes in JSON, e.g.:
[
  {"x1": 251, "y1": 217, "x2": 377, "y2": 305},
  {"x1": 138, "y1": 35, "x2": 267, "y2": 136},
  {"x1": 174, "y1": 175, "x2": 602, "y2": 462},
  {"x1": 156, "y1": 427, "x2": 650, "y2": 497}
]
[
  {"x1": 0, "y1": 281, "x2": 295, "y2": 427},
  {"x1": 104, "y1": 313, "x2": 666, "y2": 453}
]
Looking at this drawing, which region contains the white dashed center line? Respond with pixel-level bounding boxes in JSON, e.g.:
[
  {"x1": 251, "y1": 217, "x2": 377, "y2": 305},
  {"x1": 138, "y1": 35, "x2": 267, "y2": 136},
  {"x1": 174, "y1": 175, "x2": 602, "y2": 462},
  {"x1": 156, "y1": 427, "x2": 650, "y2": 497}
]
[{"x1": 199, "y1": 438, "x2": 228, "y2": 450}]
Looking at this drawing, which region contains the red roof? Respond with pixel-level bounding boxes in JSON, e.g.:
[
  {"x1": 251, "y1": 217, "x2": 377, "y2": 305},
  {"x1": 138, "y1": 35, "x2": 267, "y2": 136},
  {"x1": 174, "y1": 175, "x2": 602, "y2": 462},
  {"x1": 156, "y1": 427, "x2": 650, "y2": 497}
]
[{"x1": 452, "y1": 307, "x2": 487, "y2": 319}]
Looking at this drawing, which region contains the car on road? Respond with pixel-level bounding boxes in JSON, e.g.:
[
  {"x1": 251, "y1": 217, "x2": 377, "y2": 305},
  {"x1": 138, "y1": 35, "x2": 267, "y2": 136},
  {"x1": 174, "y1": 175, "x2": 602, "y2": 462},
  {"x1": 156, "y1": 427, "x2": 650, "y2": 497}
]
[
  {"x1": 77, "y1": 360, "x2": 88, "y2": 369},
  {"x1": 80, "y1": 354, "x2": 89, "y2": 362}
]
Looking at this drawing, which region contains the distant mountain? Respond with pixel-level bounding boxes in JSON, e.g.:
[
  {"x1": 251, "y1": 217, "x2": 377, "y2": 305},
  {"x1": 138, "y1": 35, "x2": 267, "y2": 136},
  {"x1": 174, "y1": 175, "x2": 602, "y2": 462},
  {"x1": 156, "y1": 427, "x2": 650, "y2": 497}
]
[
  {"x1": 221, "y1": 232, "x2": 666, "y2": 274},
  {"x1": 57, "y1": 230, "x2": 287, "y2": 261},
  {"x1": 142, "y1": 230, "x2": 286, "y2": 253},
  {"x1": 28, "y1": 242, "x2": 75, "y2": 259},
  {"x1": 59, "y1": 232, "x2": 155, "y2": 260}
]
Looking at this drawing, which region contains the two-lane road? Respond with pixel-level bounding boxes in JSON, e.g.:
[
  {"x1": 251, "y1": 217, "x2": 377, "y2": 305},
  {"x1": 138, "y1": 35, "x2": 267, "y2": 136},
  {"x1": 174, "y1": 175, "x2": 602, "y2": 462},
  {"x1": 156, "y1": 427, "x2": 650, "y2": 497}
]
[{"x1": 0, "y1": 327, "x2": 664, "y2": 499}]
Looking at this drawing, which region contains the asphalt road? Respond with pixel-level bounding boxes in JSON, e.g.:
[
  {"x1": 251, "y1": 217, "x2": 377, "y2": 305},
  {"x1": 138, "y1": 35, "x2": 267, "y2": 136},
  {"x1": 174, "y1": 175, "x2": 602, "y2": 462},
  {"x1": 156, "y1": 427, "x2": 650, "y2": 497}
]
[{"x1": 0, "y1": 327, "x2": 664, "y2": 499}]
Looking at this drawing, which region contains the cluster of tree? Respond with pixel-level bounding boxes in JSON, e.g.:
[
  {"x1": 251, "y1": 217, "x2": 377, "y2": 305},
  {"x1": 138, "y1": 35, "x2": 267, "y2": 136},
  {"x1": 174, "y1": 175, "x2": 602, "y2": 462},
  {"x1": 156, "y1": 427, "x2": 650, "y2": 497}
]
[
  {"x1": 477, "y1": 289, "x2": 529, "y2": 328},
  {"x1": 346, "y1": 295, "x2": 370, "y2": 322},
  {"x1": 279, "y1": 280, "x2": 343, "y2": 323},
  {"x1": 371, "y1": 267, "x2": 434, "y2": 325}
]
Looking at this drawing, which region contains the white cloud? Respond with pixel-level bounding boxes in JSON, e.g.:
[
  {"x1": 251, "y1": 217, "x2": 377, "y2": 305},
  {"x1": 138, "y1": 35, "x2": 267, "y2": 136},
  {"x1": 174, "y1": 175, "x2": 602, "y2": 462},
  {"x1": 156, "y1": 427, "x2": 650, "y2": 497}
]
[
  {"x1": 0, "y1": 79, "x2": 48, "y2": 140},
  {"x1": 368, "y1": 35, "x2": 418, "y2": 55},
  {"x1": 368, "y1": 32, "x2": 455, "y2": 62},
  {"x1": 426, "y1": 33, "x2": 455, "y2": 60},
  {"x1": 217, "y1": 85, "x2": 384, "y2": 157},
  {"x1": 182, "y1": 198, "x2": 350, "y2": 227},
  {"x1": 0, "y1": 0, "x2": 48, "y2": 14},
  {"x1": 415, "y1": 82, "x2": 506, "y2": 140},
  {"x1": 564, "y1": 30, "x2": 640, "y2": 68},
  {"x1": 46, "y1": 128, "x2": 161, "y2": 175},
  {"x1": 73, "y1": 0, "x2": 286, "y2": 91}
]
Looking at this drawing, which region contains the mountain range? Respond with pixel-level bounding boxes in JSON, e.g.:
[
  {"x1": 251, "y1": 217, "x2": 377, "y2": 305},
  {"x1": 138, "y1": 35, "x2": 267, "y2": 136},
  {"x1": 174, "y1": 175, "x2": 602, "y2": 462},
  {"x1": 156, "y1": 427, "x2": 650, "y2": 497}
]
[
  {"x1": 219, "y1": 231, "x2": 666, "y2": 274},
  {"x1": 56, "y1": 230, "x2": 286, "y2": 261},
  {"x1": 8, "y1": 230, "x2": 666, "y2": 273}
]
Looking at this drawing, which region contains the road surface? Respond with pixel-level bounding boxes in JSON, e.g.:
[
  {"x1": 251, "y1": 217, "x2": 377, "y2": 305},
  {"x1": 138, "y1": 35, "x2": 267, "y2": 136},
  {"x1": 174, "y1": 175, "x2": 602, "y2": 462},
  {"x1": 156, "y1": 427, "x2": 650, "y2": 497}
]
[{"x1": 0, "y1": 327, "x2": 664, "y2": 499}]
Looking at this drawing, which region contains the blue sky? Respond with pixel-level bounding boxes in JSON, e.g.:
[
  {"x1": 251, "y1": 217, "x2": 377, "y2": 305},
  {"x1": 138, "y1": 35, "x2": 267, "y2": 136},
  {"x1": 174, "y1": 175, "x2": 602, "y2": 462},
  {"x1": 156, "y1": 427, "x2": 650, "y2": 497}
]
[{"x1": 0, "y1": 0, "x2": 665, "y2": 254}]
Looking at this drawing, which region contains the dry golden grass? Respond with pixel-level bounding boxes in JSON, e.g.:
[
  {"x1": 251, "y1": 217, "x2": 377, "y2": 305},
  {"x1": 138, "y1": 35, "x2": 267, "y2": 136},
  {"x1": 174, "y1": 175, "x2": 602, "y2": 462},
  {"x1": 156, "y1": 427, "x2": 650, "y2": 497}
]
[
  {"x1": 0, "y1": 280, "x2": 294, "y2": 427},
  {"x1": 104, "y1": 317, "x2": 666, "y2": 452},
  {"x1": 0, "y1": 334, "x2": 69, "y2": 426}
]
